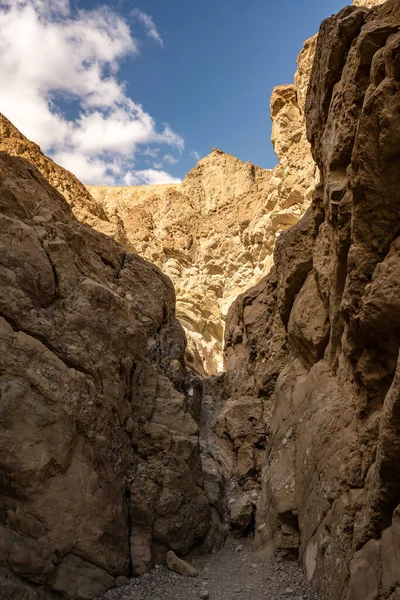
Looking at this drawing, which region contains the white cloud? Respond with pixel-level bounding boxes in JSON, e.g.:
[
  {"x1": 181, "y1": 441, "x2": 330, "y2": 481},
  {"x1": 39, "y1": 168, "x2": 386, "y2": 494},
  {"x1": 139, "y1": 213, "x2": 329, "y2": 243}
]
[
  {"x1": 0, "y1": 0, "x2": 183, "y2": 185},
  {"x1": 123, "y1": 169, "x2": 181, "y2": 186},
  {"x1": 52, "y1": 150, "x2": 124, "y2": 185},
  {"x1": 132, "y1": 9, "x2": 163, "y2": 47},
  {"x1": 142, "y1": 146, "x2": 160, "y2": 158},
  {"x1": 163, "y1": 154, "x2": 179, "y2": 165},
  {"x1": 191, "y1": 151, "x2": 201, "y2": 161}
]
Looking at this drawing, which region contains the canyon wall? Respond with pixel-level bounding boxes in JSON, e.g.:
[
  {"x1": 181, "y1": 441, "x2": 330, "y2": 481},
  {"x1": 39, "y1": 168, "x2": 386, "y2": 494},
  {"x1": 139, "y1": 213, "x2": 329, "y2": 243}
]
[
  {"x1": 0, "y1": 144, "x2": 213, "y2": 599},
  {"x1": 222, "y1": 1, "x2": 400, "y2": 598},
  {"x1": 0, "y1": 27, "x2": 318, "y2": 381},
  {"x1": 1, "y1": 1, "x2": 397, "y2": 599}
]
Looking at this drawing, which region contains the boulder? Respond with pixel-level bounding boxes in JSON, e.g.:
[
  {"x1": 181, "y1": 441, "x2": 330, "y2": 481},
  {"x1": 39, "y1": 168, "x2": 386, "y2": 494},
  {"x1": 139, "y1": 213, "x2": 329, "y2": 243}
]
[{"x1": 166, "y1": 551, "x2": 198, "y2": 578}]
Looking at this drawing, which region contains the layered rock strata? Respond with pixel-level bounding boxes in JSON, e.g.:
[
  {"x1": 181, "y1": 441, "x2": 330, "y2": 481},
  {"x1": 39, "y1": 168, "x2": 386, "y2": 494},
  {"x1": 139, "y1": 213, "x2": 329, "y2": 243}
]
[
  {"x1": 223, "y1": 1, "x2": 400, "y2": 598},
  {"x1": 0, "y1": 148, "x2": 211, "y2": 599}
]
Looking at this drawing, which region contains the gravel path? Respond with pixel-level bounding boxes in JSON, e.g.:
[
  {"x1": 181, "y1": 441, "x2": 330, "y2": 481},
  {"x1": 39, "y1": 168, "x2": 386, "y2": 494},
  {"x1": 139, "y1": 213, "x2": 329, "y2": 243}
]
[{"x1": 97, "y1": 537, "x2": 319, "y2": 600}]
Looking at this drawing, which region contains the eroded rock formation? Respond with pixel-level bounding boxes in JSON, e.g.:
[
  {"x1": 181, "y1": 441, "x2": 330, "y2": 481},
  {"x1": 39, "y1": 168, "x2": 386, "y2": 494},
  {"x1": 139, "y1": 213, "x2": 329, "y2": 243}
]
[
  {"x1": 222, "y1": 1, "x2": 400, "y2": 598},
  {"x1": 0, "y1": 148, "x2": 211, "y2": 599},
  {"x1": 1, "y1": 0, "x2": 398, "y2": 599},
  {"x1": 87, "y1": 37, "x2": 317, "y2": 376},
  {"x1": 0, "y1": 115, "x2": 130, "y2": 248},
  {"x1": 87, "y1": 154, "x2": 273, "y2": 376}
]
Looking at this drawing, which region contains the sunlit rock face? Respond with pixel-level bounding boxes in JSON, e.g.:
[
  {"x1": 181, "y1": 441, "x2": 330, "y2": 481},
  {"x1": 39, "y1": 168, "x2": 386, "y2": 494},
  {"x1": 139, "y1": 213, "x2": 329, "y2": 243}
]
[
  {"x1": 88, "y1": 152, "x2": 273, "y2": 376},
  {"x1": 0, "y1": 120, "x2": 213, "y2": 599},
  {"x1": 222, "y1": 1, "x2": 400, "y2": 598},
  {"x1": 87, "y1": 36, "x2": 317, "y2": 377},
  {"x1": 353, "y1": 0, "x2": 386, "y2": 7}
]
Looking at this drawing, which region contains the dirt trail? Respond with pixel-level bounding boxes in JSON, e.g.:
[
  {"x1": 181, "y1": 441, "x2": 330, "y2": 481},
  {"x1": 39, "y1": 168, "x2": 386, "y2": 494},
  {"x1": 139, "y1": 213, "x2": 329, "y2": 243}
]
[{"x1": 97, "y1": 537, "x2": 319, "y2": 600}]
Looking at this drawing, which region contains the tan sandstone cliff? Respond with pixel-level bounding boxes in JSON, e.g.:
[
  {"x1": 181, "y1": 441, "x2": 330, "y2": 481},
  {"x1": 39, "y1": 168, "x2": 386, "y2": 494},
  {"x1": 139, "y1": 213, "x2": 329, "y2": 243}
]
[
  {"x1": 86, "y1": 37, "x2": 317, "y2": 377},
  {"x1": 1, "y1": 0, "x2": 397, "y2": 599},
  {"x1": 0, "y1": 144, "x2": 215, "y2": 599},
  {"x1": 221, "y1": 1, "x2": 400, "y2": 599}
]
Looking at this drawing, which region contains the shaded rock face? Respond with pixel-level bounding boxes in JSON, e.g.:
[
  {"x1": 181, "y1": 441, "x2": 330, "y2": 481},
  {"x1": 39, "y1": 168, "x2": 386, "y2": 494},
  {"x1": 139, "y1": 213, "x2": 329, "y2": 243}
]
[
  {"x1": 223, "y1": 1, "x2": 400, "y2": 598},
  {"x1": 0, "y1": 149, "x2": 211, "y2": 599},
  {"x1": 87, "y1": 40, "x2": 317, "y2": 376}
]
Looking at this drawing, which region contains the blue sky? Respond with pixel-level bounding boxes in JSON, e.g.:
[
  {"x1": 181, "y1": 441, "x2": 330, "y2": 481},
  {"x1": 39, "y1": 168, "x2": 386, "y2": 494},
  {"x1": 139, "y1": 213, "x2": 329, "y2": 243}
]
[
  {"x1": 119, "y1": 0, "x2": 346, "y2": 176},
  {"x1": 0, "y1": 0, "x2": 346, "y2": 185}
]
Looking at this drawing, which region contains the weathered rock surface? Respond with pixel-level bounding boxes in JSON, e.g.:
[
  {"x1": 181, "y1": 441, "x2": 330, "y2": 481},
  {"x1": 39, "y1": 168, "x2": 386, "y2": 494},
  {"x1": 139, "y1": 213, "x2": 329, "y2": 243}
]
[
  {"x1": 0, "y1": 145, "x2": 211, "y2": 598},
  {"x1": 166, "y1": 551, "x2": 198, "y2": 577},
  {"x1": 87, "y1": 36, "x2": 317, "y2": 376},
  {"x1": 223, "y1": 1, "x2": 400, "y2": 598},
  {"x1": 353, "y1": 0, "x2": 386, "y2": 8},
  {"x1": 88, "y1": 154, "x2": 273, "y2": 376},
  {"x1": 0, "y1": 114, "x2": 130, "y2": 248}
]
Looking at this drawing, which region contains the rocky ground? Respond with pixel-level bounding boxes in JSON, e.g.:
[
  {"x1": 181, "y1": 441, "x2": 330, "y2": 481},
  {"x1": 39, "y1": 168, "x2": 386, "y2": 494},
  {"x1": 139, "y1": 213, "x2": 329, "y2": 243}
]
[{"x1": 96, "y1": 538, "x2": 319, "y2": 600}]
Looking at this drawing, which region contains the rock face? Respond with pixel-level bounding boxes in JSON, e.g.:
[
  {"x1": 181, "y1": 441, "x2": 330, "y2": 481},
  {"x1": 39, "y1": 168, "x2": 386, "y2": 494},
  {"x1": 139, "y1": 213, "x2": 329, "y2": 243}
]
[
  {"x1": 0, "y1": 114, "x2": 130, "y2": 248},
  {"x1": 0, "y1": 145, "x2": 211, "y2": 598},
  {"x1": 88, "y1": 155, "x2": 273, "y2": 376},
  {"x1": 87, "y1": 38, "x2": 317, "y2": 376},
  {"x1": 353, "y1": 0, "x2": 386, "y2": 7},
  {"x1": 223, "y1": 1, "x2": 400, "y2": 598}
]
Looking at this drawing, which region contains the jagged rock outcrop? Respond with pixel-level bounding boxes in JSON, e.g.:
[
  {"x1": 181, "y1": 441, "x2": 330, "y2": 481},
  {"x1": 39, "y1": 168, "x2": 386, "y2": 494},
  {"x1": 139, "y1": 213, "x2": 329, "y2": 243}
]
[
  {"x1": 0, "y1": 145, "x2": 212, "y2": 599},
  {"x1": 87, "y1": 42, "x2": 317, "y2": 376},
  {"x1": 353, "y1": 0, "x2": 386, "y2": 7},
  {"x1": 87, "y1": 155, "x2": 273, "y2": 376},
  {"x1": 223, "y1": 1, "x2": 400, "y2": 598},
  {"x1": 0, "y1": 114, "x2": 131, "y2": 249}
]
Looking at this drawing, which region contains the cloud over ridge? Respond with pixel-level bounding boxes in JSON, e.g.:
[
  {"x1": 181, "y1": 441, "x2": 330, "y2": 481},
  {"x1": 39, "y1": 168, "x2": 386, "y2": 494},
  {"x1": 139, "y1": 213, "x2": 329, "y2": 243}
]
[{"x1": 0, "y1": 0, "x2": 183, "y2": 184}]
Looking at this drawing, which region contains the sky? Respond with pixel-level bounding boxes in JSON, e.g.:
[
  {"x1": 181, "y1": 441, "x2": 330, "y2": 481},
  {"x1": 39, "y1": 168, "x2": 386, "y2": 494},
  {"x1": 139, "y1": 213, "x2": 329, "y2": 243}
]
[{"x1": 0, "y1": 0, "x2": 347, "y2": 186}]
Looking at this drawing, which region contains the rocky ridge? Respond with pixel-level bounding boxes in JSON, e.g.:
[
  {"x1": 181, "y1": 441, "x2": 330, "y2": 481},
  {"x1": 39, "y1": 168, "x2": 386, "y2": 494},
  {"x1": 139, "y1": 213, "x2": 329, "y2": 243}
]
[{"x1": 221, "y1": 1, "x2": 400, "y2": 599}]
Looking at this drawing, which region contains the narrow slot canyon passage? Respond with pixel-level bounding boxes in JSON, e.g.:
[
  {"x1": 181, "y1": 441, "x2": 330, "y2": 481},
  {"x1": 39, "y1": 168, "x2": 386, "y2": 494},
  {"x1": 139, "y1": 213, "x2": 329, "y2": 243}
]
[
  {"x1": 1, "y1": 1, "x2": 399, "y2": 600},
  {"x1": 94, "y1": 364, "x2": 321, "y2": 600},
  {"x1": 95, "y1": 537, "x2": 319, "y2": 600}
]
